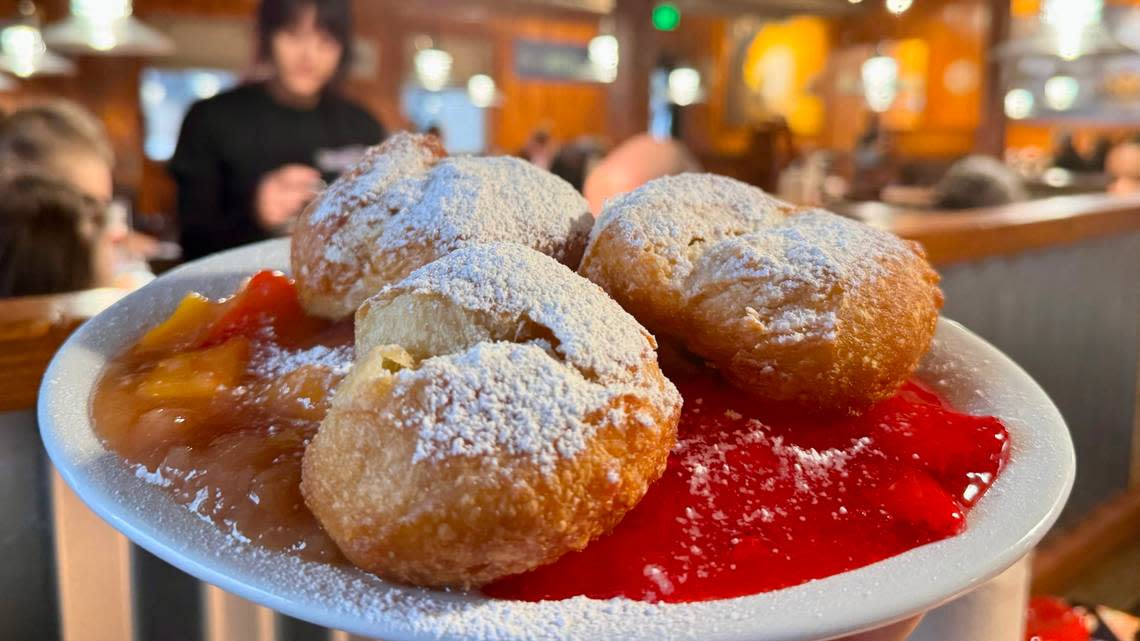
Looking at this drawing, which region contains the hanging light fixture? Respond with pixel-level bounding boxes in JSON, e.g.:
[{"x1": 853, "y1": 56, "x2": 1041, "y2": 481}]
[
  {"x1": 1040, "y1": 0, "x2": 1103, "y2": 61},
  {"x1": 587, "y1": 34, "x2": 619, "y2": 83},
  {"x1": 43, "y1": 0, "x2": 173, "y2": 56},
  {"x1": 667, "y1": 66, "x2": 702, "y2": 106},
  {"x1": 0, "y1": 22, "x2": 75, "y2": 77},
  {"x1": 1043, "y1": 75, "x2": 1079, "y2": 110},
  {"x1": 1003, "y1": 88, "x2": 1035, "y2": 119},
  {"x1": 467, "y1": 74, "x2": 497, "y2": 108},
  {"x1": 414, "y1": 46, "x2": 452, "y2": 91},
  {"x1": 861, "y1": 55, "x2": 899, "y2": 112},
  {"x1": 885, "y1": 0, "x2": 914, "y2": 14}
]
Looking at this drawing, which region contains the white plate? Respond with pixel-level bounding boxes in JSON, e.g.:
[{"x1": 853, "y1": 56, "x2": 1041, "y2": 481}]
[{"x1": 39, "y1": 238, "x2": 1074, "y2": 641}]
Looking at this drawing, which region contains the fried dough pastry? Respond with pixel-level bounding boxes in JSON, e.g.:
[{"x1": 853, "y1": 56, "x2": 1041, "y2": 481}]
[
  {"x1": 579, "y1": 173, "x2": 943, "y2": 412},
  {"x1": 291, "y1": 133, "x2": 594, "y2": 320},
  {"x1": 301, "y1": 243, "x2": 681, "y2": 588}
]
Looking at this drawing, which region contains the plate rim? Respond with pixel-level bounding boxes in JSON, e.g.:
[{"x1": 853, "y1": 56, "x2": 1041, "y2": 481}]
[{"x1": 38, "y1": 238, "x2": 1076, "y2": 641}]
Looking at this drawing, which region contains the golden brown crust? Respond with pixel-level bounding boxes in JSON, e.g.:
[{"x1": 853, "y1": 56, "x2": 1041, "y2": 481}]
[
  {"x1": 580, "y1": 174, "x2": 943, "y2": 412},
  {"x1": 291, "y1": 133, "x2": 594, "y2": 320},
  {"x1": 302, "y1": 349, "x2": 678, "y2": 587},
  {"x1": 291, "y1": 134, "x2": 446, "y2": 320},
  {"x1": 301, "y1": 244, "x2": 681, "y2": 588}
]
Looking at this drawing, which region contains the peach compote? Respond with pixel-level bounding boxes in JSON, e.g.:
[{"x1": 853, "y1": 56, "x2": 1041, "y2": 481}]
[{"x1": 92, "y1": 271, "x2": 351, "y2": 560}]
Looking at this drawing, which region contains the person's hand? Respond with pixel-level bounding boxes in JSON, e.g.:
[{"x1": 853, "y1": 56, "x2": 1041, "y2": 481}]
[{"x1": 255, "y1": 164, "x2": 322, "y2": 231}]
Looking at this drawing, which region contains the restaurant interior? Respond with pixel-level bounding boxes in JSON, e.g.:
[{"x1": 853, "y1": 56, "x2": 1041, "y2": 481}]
[{"x1": 1, "y1": 0, "x2": 1139, "y2": 639}]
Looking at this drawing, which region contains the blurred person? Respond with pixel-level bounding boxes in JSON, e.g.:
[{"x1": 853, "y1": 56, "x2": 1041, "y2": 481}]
[
  {"x1": 0, "y1": 100, "x2": 114, "y2": 205},
  {"x1": 849, "y1": 117, "x2": 896, "y2": 201},
  {"x1": 1106, "y1": 136, "x2": 1140, "y2": 195},
  {"x1": 1052, "y1": 130, "x2": 1109, "y2": 173},
  {"x1": 932, "y1": 155, "x2": 1028, "y2": 210},
  {"x1": 0, "y1": 174, "x2": 114, "y2": 298},
  {"x1": 518, "y1": 128, "x2": 556, "y2": 170},
  {"x1": 0, "y1": 100, "x2": 155, "y2": 288},
  {"x1": 583, "y1": 133, "x2": 701, "y2": 214},
  {"x1": 549, "y1": 136, "x2": 606, "y2": 193},
  {"x1": 170, "y1": 0, "x2": 385, "y2": 260}
]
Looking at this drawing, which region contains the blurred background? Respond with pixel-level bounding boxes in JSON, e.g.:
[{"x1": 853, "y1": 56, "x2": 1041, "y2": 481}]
[
  {"x1": 0, "y1": 0, "x2": 1139, "y2": 640},
  {"x1": 5, "y1": 0, "x2": 1140, "y2": 222}
]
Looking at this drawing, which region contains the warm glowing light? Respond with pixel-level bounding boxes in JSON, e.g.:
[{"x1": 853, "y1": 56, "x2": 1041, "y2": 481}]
[
  {"x1": 861, "y1": 55, "x2": 898, "y2": 112},
  {"x1": 667, "y1": 66, "x2": 701, "y2": 105},
  {"x1": 1, "y1": 25, "x2": 45, "y2": 78},
  {"x1": 1004, "y1": 88, "x2": 1034, "y2": 119},
  {"x1": 942, "y1": 58, "x2": 978, "y2": 95},
  {"x1": 72, "y1": 0, "x2": 132, "y2": 21},
  {"x1": 1043, "y1": 75, "x2": 1079, "y2": 110},
  {"x1": 885, "y1": 0, "x2": 914, "y2": 14},
  {"x1": 43, "y1": 0, "x2": 172, "y2": 56},
  {"x1": 587, "y1": 34, "x2": 619, "y2": 83},
  {"x1": 0, "y1": 24, "x2": 75, "y2": 78},
  {"x1": 467, "y1": 74, "x2": 496, "y2": 108},
  {"x1": 1041, "y1": 0, "x2": 1103, "y2": 60},
  {"x1": 414, "y1": 48, "x2": 452, "y2": 91}
]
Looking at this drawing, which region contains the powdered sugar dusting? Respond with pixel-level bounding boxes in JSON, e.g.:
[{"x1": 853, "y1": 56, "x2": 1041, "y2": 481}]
[
  {"x1": 362, "y1": 243, "x2": 680, "y2": 473},
  {"x1": 300, "y1": 133, "x2": 592, "y2": 301},
  {"x1": 213, "y1": 538, "x2": 717, "y2": 641},
  {"x1": 384, "y1": 156, "x2": 592, "y2": 266},
  {"x1": 391, "y1": 342, "x2": 614, "y2": 474},
  {"x1": 252, "y1": 344, "x2": 355, "y2": 380},
  {"x1": 588, "y1": 173, "x2": 921, "y2": 346},
  {"x1": 587, "y1": 173, "x2": 794, "y2": 285},
  {"x1": 375, "y1": 243, "x2": 656, "y2": 384},
  {"x1": 308, "y1": 133, "x2": 442, "y2": 227}
]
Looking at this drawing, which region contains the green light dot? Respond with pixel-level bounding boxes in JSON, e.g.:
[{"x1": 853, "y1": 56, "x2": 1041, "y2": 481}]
[{"x1": 652, "y1": 3, "x2": 681, "y2": 31}]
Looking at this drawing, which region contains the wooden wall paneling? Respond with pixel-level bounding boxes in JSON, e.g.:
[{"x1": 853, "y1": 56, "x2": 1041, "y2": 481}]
[
  {"x1": 830, "y1": 0, "x2": 987, "y2": 159},
  {"x1": 345, "y1": 0, "x2": 410, "y2": 134},
  {"x1": 489, "y1": 15, "x2": 608, "y2": 152},
  {"x1": 976, "y1": 0, "x2": 1009, "y2": 157},
  {"x1": 607, "y1": 0, "x2": 653, "y2": 144}
]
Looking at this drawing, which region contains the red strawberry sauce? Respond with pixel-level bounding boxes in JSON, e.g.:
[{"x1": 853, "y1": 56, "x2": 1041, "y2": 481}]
[{"x1": 485, "y1": 373, "x2": 1010, "y2": 603}]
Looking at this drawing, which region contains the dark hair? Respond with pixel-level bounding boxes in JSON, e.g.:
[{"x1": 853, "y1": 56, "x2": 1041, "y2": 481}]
[
  {"x1": 0, "y1": 174, "x2": 107, "y2": 298},
  {"x1": 550, "y1": 138, "x2": 607, "y2": 193},
  {"x1": 933, "y1": 155, "x2": 1027, "y2": 210},
  {"x1": 257, "y1": 0, "x2": 354, "y2": 82},
  {"x1": 0, "y1": 101, "x2": 114, "y2": 177}
]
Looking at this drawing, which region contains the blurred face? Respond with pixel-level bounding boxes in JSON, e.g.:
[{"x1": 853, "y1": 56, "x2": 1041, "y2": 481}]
[
  {"x1": 59, "y1": 152, "x2": 113, "y2": 206},
  {"x1": 1107, "y1": 143, "x2": 1140, "y2": 195},
  {"x1": 270, "y1": 5, "x2": 343, "y2": 100}
]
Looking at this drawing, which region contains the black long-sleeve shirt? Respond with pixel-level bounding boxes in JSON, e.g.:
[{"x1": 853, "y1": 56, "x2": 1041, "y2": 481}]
[{"x1": 169, "y1": 83, "x2": 384, "y2": 260}]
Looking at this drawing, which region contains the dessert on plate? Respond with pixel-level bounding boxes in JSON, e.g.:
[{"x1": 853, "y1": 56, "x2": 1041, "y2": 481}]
[{"x1": 90, "y1": 138, "x2": 1010, "y2": 605}]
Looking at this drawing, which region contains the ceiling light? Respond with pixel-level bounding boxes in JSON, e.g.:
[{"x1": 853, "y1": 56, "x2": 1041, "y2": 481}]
[
  {"x1": 861, "y1": 55, "x2": 898, "y2": 112},
  {"x1": 467, "y1": 74, "x2": 496, "y2": 108},
  {"x1": 1003, "y1": 88, "x2": 1034, "y2": 119},
  {"x1": 1043, "y1": 75, "x2": 1078, "y2": 110},
  {"x1": 43, "y1": 0, "x2": 173, "y2": 56},
  {"x1": 588, "y1": 34, "x2": 618, "y2": 83},
  {"x1": 667, "y1": 66, "x2": 702, "y2": 106},
  {"x1": 1040, "y1": 0, "x2": 1103, "y2": 60},
  {"x1": 886, "y1": 0, "x2": 914, "y2": 14},
  {"x1": 414, "y1": 47, "x2": 452, "y2": 91},
  {"x1": 0, "y1": 24, "x2": 75, "y2": 78}
]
